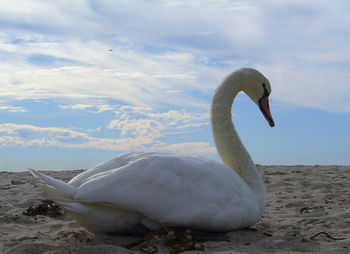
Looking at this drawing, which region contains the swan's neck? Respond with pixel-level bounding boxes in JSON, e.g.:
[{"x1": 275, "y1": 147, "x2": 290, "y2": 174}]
[{"x1": 210, "y1": 72, "x2": 266, "y2": 207}]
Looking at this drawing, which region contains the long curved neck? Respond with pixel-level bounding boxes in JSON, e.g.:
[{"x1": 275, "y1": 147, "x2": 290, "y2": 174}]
[
  {"x1": 211, "y1": 72, "x2": 255, "y2": 175},
  {"x1": 210, "y1": 72, "x2": 266, "y2": 205}
]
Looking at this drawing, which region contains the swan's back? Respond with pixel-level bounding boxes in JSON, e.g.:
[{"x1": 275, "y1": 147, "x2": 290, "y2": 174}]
[{"x1": 68, "y1": 152, "x2": 148, "y2": 187}]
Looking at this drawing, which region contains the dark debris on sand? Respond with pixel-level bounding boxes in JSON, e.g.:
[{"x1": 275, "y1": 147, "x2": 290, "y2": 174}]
[
  {"x1": 124, "y1": 227, "x2": 229, "y2": 254},
  {"x1": 23, "y1": 199, "x2": 63, "y2": 218}
]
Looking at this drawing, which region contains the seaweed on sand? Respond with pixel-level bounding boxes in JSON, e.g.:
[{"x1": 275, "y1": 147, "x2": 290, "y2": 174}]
[{"x1": 23, "y1": 199, "x2": 63, "y2": 218}]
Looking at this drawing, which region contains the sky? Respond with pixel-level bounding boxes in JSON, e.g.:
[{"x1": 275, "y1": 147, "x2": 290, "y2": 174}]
[{"x1": 1, "y1": 0, "x2": 350, "y2": 171}]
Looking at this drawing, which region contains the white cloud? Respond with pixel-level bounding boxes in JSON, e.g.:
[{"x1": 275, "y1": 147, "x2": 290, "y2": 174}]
[
  {"x1": 0, "y1": 0, "x2": 270, "y2": 112},
  {"x1": 0, "y1": 105, "x2": 27, "y2": 112},
  {"x1": 0, "y1": 123, "x2": 87, "y2": 139},
  {"x1": 95, "y1": 105, "x2": 119, "y2": 113},
  {"x1": 147, "y1": 110, "x2": 208, "y2": 125},
  {"x1": 2, "y1": 0, "x2": 350, "y2": 169},
  {"x1": 108, "y1": 118, "x2": 165, "y2": 138},
  {"x1": 0, "y1": 123, "x2": 215, "y2": 156},
  {"x1": 59, "y1": 104, "x2": 94, "y2": 110},
  {"x1": 262, "y1": 63, "x2": 350, "y2": 113},
  {"x1": 1, "y1": 1, "x2": 350, "y2": 112},
  {"x1": 176, "y1": 122, "x2": 210, "y2": 129},
  {"x1": 60, "y1": 105, "x2": 210, "y2": 141},
  {"x1": 0, "y1": 40, "x2": 209, "y2": 108},
  {"x1": 107, "y1": 107, "x2": 209, "y2": 140},
  {"x1": 59, "y1": 103, "x2": 122, "y2": 113}
]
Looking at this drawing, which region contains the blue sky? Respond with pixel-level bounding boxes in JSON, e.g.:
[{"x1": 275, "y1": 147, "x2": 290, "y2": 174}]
[{"x1": 1, "y1": 0, "x2": 350, "y2": 171}]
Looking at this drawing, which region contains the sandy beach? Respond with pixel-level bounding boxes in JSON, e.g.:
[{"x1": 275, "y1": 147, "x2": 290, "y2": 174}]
[{"x1": 1, "y1": 165, "x2": 349, "y2": 254}]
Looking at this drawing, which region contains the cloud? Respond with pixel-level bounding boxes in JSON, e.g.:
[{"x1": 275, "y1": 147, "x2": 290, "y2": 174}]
[
  {"x1": 108, "y1": 118, "x2": 165, "y2": 138},
  {"x1": 58, "y1": 103, "x2": 210, "y2": 138},
  {"x1": 147, "y1": 110, "x2": 208, "y2": 125},
  {"x1": 176, "y1": 122, "x2": 209, "y2": 129},
  {"x1": 1, "y1": 1, "x2": 350, "y2": 113},
  {"x1": 262, "y1": 63, "x2": 350, "y2": 113},
  {"x1": 0, "y1": 105, "x2": 27, "y2": 112},
  {"x1": 107, "y1": 107, "x2": 209, "y2": 140},
  {"x1": 0, "y1": 39, "x2": 209, "y2": 109},
  {"x1": 0, "y1": 123, "x2": 215, "y2": 156},
  {"x1": 57, "y1": 105, "x2": 211, "y2": 147},
  {"x1": 0, "y1": 103, "x2": 212, "y2": 156},
  {"x1": 2, "y1": 0, "x2": 350, "y2": 170},
  {"x1": 58, "y1": 104, "x2": 149, "y2": 113},
  {"x1": 59, "y1": 104, "x2": 95, "y2": 110},
  {"x1": 0, "y1": 123, "x2": 87, "y2": 139}
]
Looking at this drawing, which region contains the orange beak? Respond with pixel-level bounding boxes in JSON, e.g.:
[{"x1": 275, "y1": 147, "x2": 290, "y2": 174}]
[{"x1": 258, "y1": 95, "x2": 275, "y2": 127}]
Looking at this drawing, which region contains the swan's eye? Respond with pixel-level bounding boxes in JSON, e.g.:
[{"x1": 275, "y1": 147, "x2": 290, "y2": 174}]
[{"x1": 262, "y1": 83, "x2": 269, "y2": 97}]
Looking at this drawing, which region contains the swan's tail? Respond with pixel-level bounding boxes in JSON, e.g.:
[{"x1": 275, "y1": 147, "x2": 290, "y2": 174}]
[{"x1": 28, "y1": 168, "x2": 78, "y2": 210}]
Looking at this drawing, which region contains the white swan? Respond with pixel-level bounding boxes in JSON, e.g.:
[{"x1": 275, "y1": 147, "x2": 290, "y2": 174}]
[{"x1": 30, "y1": 68, "x2": 274, "y2": 233}]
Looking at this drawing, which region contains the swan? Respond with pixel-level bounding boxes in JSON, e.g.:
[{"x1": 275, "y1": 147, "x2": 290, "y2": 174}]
[{"x1": 29, "y1": 68, "x2": 275, "y2": 233}]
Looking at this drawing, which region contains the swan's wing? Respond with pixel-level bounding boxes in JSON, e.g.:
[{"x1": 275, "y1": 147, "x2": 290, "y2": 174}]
[
  {"x1": 68, "y1": 152, "x2": 158, "y2": 187},
  {"x1": 73, "y1": 154, "x2": 255, "y2": 229}
]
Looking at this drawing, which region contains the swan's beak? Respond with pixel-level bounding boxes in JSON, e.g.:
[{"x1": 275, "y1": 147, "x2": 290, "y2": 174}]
[{"x1": 258, "y1": 95, "x2": 275, "y2": 127}]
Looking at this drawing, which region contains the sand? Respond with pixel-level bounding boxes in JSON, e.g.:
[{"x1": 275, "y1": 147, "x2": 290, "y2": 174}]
[{"x1": 0, "y1": 165, "x2": 349, "y2": 254}]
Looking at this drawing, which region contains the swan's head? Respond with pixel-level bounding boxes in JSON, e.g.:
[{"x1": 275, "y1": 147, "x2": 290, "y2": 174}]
[{"x1": 240, "y1": 68, "x2": 275, "y2": 127}]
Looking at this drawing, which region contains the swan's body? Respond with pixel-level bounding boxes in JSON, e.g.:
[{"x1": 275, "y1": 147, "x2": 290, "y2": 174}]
[{"x1": 30, "y1": 68, "x2": 274, "y2": 233}]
